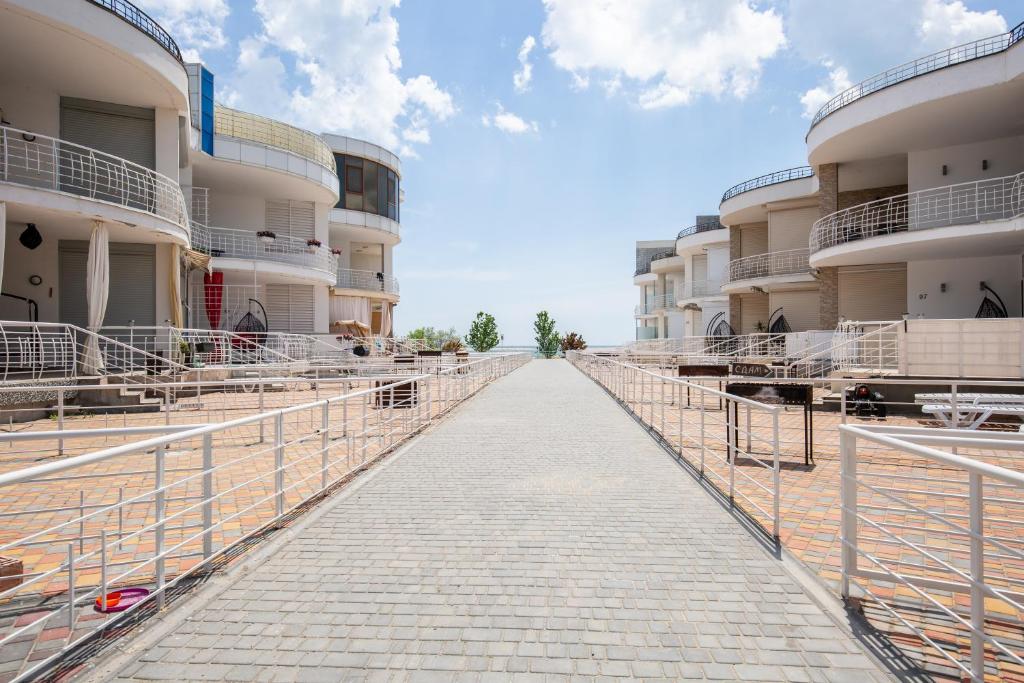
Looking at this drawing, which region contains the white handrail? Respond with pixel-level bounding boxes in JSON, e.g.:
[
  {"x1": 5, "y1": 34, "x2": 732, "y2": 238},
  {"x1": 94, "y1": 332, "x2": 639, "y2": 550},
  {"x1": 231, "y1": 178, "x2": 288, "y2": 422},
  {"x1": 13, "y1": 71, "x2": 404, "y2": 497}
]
[
  {"x1": 0, "y1": 126, "x2": 189, "y2": 235},
  {"x1": 191, "y1": 224, "x2": 337, "y2": 276},
  {"x1": 336, "y1": 268, "x2": 400, "y2": 294},
  {"x1": 728, "y1": 248, "x2": 809, "y2": 282},
  {"x1": 810, "y1": 172, "x2": 1024, "y2": 254}
]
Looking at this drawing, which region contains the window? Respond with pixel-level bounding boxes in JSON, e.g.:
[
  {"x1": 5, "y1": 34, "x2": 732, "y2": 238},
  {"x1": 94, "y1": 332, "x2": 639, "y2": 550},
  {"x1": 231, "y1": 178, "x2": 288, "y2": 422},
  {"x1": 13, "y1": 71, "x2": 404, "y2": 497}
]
[
  {"x1": 387, "y1": 171, "x2": 397, "y2": 220},
  {"x1": 364, "y1": 160, "x2": 379, "y2": 214},
  {"x1": 332, "y1": 152, "x2": 399, "y2": 221},
  {"x1": 345, "y1": 158, "x2": 363, "y2": 210}
]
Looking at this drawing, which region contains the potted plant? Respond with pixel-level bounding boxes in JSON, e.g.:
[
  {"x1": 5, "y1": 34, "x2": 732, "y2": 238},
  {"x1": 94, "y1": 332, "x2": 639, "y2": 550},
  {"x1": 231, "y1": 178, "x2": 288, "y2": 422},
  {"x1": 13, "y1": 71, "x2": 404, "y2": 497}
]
[
  {"x1": 306, "y1": 238, "x2": 322, "y2": 253},
  {"x1": 330, "y1": 247, "x2": 342, "y2": 256},
  {"x1": 257, "y1": 230, "x2": 276, "y2": 244},
  {"x1": 178, "y1": 339, "x2": 193, "y2": 366}
]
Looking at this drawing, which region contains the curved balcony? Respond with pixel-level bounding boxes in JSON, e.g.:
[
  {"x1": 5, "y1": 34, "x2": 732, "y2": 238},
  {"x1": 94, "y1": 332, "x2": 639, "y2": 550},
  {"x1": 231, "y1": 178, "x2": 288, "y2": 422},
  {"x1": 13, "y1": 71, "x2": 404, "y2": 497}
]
[
  {"x1": 86, "y1": 0, "x2": 183, "y2": 62},
  {"x1": 810, "y1": 21, "x2": 1024, "y2": 129},
  {"x1": 0, "y1": 126, "x2": 189, "y2": 240},
  {"x1": 634, "y1": 249, "x2": 676, "y2": 276},
  {"x1": 214, "y1": 105, "x2": 336, "y2": 174},
  {"x1": 810, "y1": 173, "x2": 1024, "y2": 260},
  {"x1": 677, "y1": 221, "x2": 725, "y2": 239},
  {"x1": 635, "y1": 293, "x2": 676, "y2": 315},
  {"x1": 720, "y1": 167, "x2": 814, "y2": 204},
  {"x1": 191, "y1": 224, "x2": 337, "y2": 280},
  {"x1": 677, "y1": 279, "x2": 726, "y2": 302},
  {"x1": 335, "y1": 268, "x2": 400, "y2": 296},
  {"x1": 728, "y1": 249, "x2": 810, "y2": 284}
]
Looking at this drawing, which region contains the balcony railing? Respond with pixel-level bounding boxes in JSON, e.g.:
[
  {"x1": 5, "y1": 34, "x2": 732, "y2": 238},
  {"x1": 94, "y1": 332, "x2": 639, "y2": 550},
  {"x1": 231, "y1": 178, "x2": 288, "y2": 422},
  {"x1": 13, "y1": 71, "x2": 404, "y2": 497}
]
[
  {"x1": 87, "y1": 0, "x2": 183, "y2": 62},
  {"x1": 728, "y1": 248, "x2": 810, "y2": 282},
  {"x1": 677, "y1": 279, "x2": 725, "y2": 299},
  {"x1": 810, "y1": 172, "x2": 1024, "y2": 254},
  {"x1": 677, "y1": 221, "x2": 725, "y2": 239},
  {"x1": 634, "y1": 249, "x2": 677, "y2": 276},
  {"x1": 720, "y1": 166, "x2": 814, "y2": 204},
  {"x1": 336, "y1": 268, "x2": 400, "y2": 295},
  {"x1": 0, "y1": 126, "x2": 190, "y2": 235},
  {"x1": 191, "y1": 224, "x2": 337, "y2": 277},
  {"x1": 214, "y1": 105, "x2": 337, "y2": 173},
  {"x1": 635, "y1": 292, "x2": 676, "y2": 315},
  {"x1": 811, "y1": 19, "x2": 1024, "y2": 128}
]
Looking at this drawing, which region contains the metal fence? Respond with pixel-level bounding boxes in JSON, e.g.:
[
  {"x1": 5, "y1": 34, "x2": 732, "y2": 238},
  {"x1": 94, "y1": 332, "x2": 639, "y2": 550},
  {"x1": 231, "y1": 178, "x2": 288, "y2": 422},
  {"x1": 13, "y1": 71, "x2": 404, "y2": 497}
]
[
  {"x1": 634, "y1": 292, "x2": 676, "y2": 315},
  {"x1": 0, "y1": 353, "x2": 529, "y2": 682},
  {"x1": 87, "y1": 0, "x2": 183, "y2": 62},
  {"x1": 720, "y1": 166, "x2": 814, "y2": 204},
  {"x1": 839, "y1": 424, "x2": 1024, "y2": 682},
  {"x1": 676, "y1": 279, "x2": 725, "y2": 300},
  {"x1": 336, "y1": 268, "x2": 400, "y2": 294},
  {"x1": 214, "y1": 105, "x2": 336, "y2": 173},
  {"x1": 811, "y1": 20, "x2": 1024, "y2": 128},
  {"x1": 728, "y1": 248, "x2": 810, "y2": 283},
  {"x1": 191, "y1": 224, "x2": 338, "y2": 276},
  {"x1": 0, "y1": 126, "x2": 190, "y2": 234},
  {"x1": 810, "y1": 172, "x2": 1024, "y2": 253}
]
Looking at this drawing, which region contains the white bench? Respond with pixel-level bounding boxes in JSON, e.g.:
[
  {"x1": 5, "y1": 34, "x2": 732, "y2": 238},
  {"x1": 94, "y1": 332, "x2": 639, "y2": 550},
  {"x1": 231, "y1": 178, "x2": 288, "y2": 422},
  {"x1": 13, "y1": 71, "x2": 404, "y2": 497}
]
[{"x1": 915, "y1": 393, "x2": 1024, "y2": 429}]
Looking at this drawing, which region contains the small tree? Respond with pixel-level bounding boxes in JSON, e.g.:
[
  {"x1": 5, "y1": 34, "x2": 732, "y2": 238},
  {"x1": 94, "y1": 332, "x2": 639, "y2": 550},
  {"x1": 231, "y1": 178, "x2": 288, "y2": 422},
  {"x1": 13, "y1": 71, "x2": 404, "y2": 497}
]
[
  {"x1": 407, "y1": 326, "x2": 458, "y2": 350},
  {"x1": 465, "y1": 312, "x2": 501, "y2": 352},
  {"x1": 560, "y1": 332, "x2": 587, "y2": 352},
  {"x1": 534, "y1": 311, "x2": 561, "y2": 359}
]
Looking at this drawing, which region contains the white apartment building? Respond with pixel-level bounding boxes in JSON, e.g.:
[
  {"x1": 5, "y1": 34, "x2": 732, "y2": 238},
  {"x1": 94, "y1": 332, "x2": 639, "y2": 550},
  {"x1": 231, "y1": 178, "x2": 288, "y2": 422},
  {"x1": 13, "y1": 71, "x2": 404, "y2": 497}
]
[
  {"x1": 0, "y1": 0, "x2": 403, "y2": 343},
  {"x1": 634, "y1": 216, "x2": 728, "y2": 340}
]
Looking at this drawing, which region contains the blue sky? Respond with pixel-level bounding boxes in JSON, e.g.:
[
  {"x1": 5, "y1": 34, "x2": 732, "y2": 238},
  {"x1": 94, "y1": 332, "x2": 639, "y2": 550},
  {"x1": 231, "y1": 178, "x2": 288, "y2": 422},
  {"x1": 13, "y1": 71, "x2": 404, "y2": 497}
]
[{"x1": 142, "y1": 0, "x2": 1017, "y2": 344}]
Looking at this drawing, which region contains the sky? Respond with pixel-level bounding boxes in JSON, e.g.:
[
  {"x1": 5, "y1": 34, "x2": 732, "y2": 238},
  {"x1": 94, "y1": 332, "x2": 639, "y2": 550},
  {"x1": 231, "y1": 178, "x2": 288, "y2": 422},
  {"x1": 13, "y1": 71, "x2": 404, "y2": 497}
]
[{"x1": 140, "y1": 0, "x2": 1017, "y2": 345}]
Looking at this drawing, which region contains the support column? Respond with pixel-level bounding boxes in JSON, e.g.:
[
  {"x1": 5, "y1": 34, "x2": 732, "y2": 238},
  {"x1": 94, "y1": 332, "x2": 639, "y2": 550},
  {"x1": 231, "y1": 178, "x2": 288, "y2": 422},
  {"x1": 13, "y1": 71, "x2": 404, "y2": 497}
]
[
  {"x1": 728, "y1": 226, "x2": 742, "y2": 332},
  {"x1": 816, "y1": 164, "x2": 840, "y2": 329}
]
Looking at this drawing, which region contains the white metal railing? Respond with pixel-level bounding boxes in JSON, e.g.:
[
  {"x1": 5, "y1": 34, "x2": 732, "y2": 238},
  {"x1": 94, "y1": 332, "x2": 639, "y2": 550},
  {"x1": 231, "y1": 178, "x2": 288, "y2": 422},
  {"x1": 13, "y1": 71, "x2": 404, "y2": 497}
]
[
  {"x1": 677, "y1": 279, "x2": 725, "y2": 300},
  {"x1": 214, "y1": 105, "x2": 336, "y2": 173},
  {"x1": 810, "y1": 173, "x2": 1024, "y2": 253},
  {"x1": 811, "y1": 20, "x2": 1024, "y2": 127},
  {"x1": 728, "y1": 248, "x2": 810, "y2": 282},
  {"x1": 635, "y1": 293, "x2": 676, "y2": 315},
  {"x1": 569, "y1": 351, "x2": 782, "y2": 537},
  {"x1": 776, "y1": 321, "x2": 902, "y2": 378},
  {"x1": 0, "y1": 126, "x2": 190, "y2": 235},
  {"x1": 839, "y1": 424, "x2": 1024, "y2": 682},
  {"x1": 336, "y1": 268, "x2": 400, "y2": 294},
  {"x1": 0, "y1": 353, "x2": 530, "y2": 682},
  {"x1": 191, "y1": 224, "x2": 337, "y2": 277},
  {"x1": 99, "y1": 326, "x2": 298, "y2": 368}
]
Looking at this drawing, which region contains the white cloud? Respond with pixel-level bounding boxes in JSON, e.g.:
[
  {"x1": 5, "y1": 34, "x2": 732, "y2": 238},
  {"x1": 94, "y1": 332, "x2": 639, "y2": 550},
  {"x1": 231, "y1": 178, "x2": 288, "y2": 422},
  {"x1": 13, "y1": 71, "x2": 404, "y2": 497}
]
[
  {"x1": 513, "y1": 35, "x2": 536, "y2": 93},
  {"x1": 136, "y1": 0, "x2": 229, "y2": 60},
  {"x1": 798, "y1": 62, "x2": 851, "y2": 119},
  {"x1": 790, "y1": 0, "x2": 1007, "y2": 119},
  {"x1": 481, "y1": 103, "x2": 539, "y2": 134},
  {"x1": 539, "y1": 0, "x2": 785, "y2": 108},
  {"x1": 918, "y1": 0, "x2": 1007, "y2": 51},
  {"x1": 218, "y1": 0, "x2": 454, "y2": 156}
]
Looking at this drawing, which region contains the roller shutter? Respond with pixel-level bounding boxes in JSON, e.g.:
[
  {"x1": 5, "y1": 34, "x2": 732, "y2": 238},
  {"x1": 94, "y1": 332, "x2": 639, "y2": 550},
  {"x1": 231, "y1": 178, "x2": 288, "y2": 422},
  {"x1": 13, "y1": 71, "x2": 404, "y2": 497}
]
[
  {"x1": 769, "y1": 290, "x2": 821, "y2": 332},
  {"x1": 839, "y1": 264, "x2": 907, "y2": 322},
  {"x1": 265, "y1": 284, "x2": 314, "y2": 332},
  {"x1": 739, "y1": 294, "x2": 769, "y2": 334},
  {"x1": 692, "y1": 255, "x2": 708, "y2": 283},
  {"x1": 60, "y1": 98, "x2": 155, "y2": 170},
  {"x1": 59, "y1": 242, "x2": 155, "y2": 327},
  {"x1": 768, "y1": 206, "x2": 818, "y2": 252},
  {"x1": 740, "y1": 225, "x2": 768, "y2": 257},
  {"x1": 265, "y1": 200, "x2": 315, "y2": 241}
]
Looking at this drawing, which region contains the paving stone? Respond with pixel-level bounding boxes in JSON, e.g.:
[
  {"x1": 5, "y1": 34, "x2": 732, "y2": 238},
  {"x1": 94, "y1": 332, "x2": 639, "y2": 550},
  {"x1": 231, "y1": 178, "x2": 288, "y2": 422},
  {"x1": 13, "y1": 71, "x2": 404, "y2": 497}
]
[{"x1": 101, "y1": 361, "x2": 887, "y2": 681}]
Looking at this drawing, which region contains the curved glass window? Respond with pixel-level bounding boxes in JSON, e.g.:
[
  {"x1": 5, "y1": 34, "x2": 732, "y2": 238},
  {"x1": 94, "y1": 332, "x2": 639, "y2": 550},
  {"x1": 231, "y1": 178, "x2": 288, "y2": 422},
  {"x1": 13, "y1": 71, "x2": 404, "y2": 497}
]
[{"x1": 334, "y1": 153, "x2": 399, "y2": 222}]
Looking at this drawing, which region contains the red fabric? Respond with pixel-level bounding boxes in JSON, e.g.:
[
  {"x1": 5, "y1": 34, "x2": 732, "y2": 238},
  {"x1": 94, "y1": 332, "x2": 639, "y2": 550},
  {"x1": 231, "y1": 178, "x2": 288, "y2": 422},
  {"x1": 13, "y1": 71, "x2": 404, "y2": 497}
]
[{"x1": 203, "y1": 271, "x2": 223, "y2": 330}]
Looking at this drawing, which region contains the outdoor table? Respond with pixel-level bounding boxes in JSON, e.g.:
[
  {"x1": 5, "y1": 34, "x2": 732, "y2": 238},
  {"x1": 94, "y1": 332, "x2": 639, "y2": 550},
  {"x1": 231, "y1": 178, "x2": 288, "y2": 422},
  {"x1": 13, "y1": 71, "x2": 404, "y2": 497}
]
[{"x1": 725, "y1": 382, "x2": 814, "y2": 465}]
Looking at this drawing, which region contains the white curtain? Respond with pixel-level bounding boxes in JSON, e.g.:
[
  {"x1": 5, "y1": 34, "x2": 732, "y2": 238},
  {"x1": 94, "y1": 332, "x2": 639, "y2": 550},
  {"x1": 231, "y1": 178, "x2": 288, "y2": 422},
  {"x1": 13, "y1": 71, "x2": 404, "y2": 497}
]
[
  {"x1": 329, "y1": 295, "x2": 371, "y2": 327},
  {"x1": 82, "y1": 220, "x2": 109, "y2": 375},
  {"x1": 168, "y1": 244, "x2": 183, "y2": 328},
  {"x1": 380, "y1": 302, "x2": 393, "y2": 337}
]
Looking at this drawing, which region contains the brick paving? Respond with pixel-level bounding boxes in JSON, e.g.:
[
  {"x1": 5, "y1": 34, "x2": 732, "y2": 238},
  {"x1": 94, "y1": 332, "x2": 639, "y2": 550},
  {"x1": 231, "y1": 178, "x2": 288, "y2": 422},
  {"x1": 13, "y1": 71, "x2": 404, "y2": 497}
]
[{"x1": 99, "y1": 359, "x2": 890, "y2": 682}]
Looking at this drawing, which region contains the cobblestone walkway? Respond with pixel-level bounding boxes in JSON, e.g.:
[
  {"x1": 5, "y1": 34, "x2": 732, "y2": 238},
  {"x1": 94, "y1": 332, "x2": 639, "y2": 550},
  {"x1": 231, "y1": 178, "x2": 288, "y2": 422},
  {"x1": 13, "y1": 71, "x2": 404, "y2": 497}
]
[{"x1": 101, "y1": 360, "x2": 889, "y2": 682}]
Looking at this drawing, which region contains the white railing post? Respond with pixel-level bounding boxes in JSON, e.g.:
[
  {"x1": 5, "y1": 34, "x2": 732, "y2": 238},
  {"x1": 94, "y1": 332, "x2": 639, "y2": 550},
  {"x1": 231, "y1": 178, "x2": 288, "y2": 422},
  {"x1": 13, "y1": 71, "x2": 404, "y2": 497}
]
[
  {"x1": 772, "y1": 411, "x2": 781, "y2": 539},
  {"x1": 839, "y1": 428, "x2": 857, "y2": 600},
  {"x1": 66, "y1": 542, "x2": 76, "y2": 631},
  {"x1": 154, "y1": 444, "x2": 166, "y2": 609},
  {"x1": 274, "y1": 412, "x2": 285, "y2": 516},
  {"x1": 201, "y1": 433, "x2": 213, "y2": 559},
  {"x1": 321, "y1": 402, "x2": 330, "y2": 490},
  {"x1": 968, "y1": 471, "x2": 986, "y2": 682}
]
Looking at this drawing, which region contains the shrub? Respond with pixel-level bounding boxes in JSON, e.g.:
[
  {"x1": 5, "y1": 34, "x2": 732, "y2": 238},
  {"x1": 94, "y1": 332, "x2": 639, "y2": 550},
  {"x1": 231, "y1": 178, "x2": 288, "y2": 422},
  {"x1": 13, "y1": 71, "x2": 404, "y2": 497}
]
[{"x1": 560, "y1": 332, "x2": 587, "y2": 352}]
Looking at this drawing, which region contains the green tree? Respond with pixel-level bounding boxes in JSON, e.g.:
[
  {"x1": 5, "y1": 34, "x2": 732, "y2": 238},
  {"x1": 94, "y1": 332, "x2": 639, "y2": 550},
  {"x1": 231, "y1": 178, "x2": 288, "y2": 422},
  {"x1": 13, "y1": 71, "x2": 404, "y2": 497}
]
[
  {"x1": 533, "y1": 311, "x2": 561, "y2": 358},
  {"x1": 406, "y1": 326, "x2": 458, "y2": 350},
  {"x1": 465, "y1": 312, "x2": 501, "y2": 352}
]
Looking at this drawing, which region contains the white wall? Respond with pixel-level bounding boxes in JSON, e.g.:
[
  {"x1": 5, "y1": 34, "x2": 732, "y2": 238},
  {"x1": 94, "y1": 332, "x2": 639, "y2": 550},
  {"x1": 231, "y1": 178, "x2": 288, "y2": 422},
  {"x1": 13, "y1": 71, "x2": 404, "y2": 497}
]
[
  {"x1": 0, "y1": 222, "x2": 59, "y2": 321},
  {"x1": 908, "y1": 135, "x2": 1024, "y2": 194},
  {"x1": 208, "y1": 191, "x2": 266, "y2": 231},
  {"x1": 907, "y1": 255, "x2": 1021, "y2": 318},
  {"x1": 706, "y1": 245, "x2": 729, "y2": 284},
  {"x1": 666, "y1": 310, "x2": 684, "y2": 338}
]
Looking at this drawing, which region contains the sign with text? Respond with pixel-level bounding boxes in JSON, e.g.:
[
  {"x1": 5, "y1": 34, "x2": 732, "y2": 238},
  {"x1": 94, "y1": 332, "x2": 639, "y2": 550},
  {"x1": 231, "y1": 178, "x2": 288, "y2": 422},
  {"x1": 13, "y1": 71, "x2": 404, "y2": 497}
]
[{"x1": 730, "y1": 362, "x2": 773, "y2": 378}]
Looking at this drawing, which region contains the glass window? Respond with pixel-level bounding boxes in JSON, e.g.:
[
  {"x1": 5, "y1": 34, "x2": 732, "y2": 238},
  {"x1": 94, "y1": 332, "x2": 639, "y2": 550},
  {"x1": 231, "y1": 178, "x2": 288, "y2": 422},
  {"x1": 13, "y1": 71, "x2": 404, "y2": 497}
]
[
  {"x1": 364, "y1": 160, "x2": 379, "y2": 214},
  {"x1": 345, "y1": 158, "x2": 363, "y2": 211},
  {"x1": 387, "y1": 171, "x2": 397, "y2": 220},
  {"x1": 333, "y1": 154, "x2": 346, "y2": 208}
]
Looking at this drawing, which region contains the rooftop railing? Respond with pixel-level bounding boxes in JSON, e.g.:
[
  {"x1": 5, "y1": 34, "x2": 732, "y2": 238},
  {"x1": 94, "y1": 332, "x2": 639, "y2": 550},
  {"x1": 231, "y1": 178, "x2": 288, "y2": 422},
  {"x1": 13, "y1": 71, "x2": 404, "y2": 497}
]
[
  {"x1": 810, "y1": 19, "x2": 1024, "y2": 128},
  {"x1": 0, "y1": 126, "x2": 190, "y2": 236},
  {"x1": 634, "y1": 249, "x2": 677, "y2": 276},
  {"x1": 87, "y1": 0, "x2": 183, "y2": 62},
  {"x1": 720, "y1": 166, "x2": 814, "y2": 204},
  {"x1": 728, "y1": 248, "x2": 810, "y2": 282},
  {"x1": 191, "y1": 224, "x2": 337, "y2": 278},
  {"x1": 336, "y1": 268, "x2": 400, "y2": 295},
  {"x1": 810, "y1": 172, "x2": 1024, "y2": 254},
  {"x1": 677, "y1": 221, "x2": 725, "y2": 239},
  {"x1": 214, "y1": 105, "x2": 337, "y2": 173}
]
